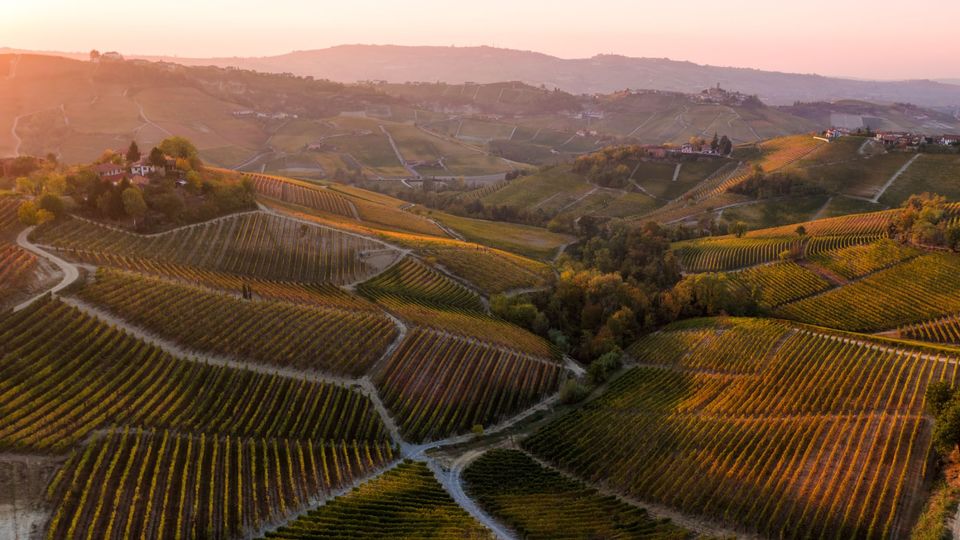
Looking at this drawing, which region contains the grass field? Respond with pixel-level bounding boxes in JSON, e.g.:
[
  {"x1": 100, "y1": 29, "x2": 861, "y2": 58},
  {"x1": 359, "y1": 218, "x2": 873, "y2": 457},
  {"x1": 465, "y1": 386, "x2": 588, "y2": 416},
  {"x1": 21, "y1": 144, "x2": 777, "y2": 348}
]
[
  {"x1": 414, "y1": 210, "x2": 572, "y2": 260},
  {"x1": 482, "y1": 167, "x2": 591, "y2": 209},
  {"x1": 878, "y1": 154, "x2": 960, "y2": 206},
  {"x1": 720, "y1": 195, "x2": 831, "y2": 231}
]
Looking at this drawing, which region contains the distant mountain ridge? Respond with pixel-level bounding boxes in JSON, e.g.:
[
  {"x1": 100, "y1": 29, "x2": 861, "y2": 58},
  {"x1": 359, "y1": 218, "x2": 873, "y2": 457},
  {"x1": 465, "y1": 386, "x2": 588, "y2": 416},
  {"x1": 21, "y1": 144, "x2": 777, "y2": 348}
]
[{"x1": 120, "y1": 45, "x2": 960, "y2": 108}]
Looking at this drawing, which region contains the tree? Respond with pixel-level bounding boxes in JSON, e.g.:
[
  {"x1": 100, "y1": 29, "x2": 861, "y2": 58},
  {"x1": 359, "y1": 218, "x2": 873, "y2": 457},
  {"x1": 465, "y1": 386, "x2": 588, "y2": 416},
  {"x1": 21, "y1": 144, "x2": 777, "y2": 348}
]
[
  {"x1": 15, "y1": 177, "x2": 36, "y2": 196},
  {"x1": 795, "y1": 225, "x2": 807, "y2": 238},
  {"x1": 44, "y1": 173, "x2": 67, "y2": 196},
  {"x1": 710, "y1": 132, "x2": 719, "y2": 152},
  {"x1": 18, "y1": 201, "x2": 54, "y2": 225},
  {"x1": 122, "y1": 187, "x2": 147, "y2": 226},
  {"x1": 719, "y1": 135, "x2": 733, "y2": 155},
  {"x1": 731, "y1": 221, "x2": 748, "y2": 238},
  {"x1": 148, "y1": 147, "x2": 166, "y2": 168},
  {"x1": 89, "y1": 50, "x2": 100, "y2": 62},
  {"x1": 126, "y1": 141, "x2": 141, "y2": 163},
  {"x1": 934, "y1": 402, "x2": 960, "y2": 455},
  {"x1": 927, "y1": 381, "x2": 954, "y2": 416},
  {"x1": 38, "y1": 194, "x2": 64, "y2": 218}
]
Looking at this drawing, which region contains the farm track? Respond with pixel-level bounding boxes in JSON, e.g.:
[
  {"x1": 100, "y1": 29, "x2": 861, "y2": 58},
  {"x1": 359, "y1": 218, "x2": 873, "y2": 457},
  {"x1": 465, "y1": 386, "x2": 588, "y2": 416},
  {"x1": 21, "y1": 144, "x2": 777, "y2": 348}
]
[
  {"x1": 871, "y1": 153, "x2": 921, "y2": 203},
  {"x1": 429, "y1": 451, "x2": 518, "y2": 540},
  {"x1": 13, "y1": 226, "x2": 79, "y2": 311}
]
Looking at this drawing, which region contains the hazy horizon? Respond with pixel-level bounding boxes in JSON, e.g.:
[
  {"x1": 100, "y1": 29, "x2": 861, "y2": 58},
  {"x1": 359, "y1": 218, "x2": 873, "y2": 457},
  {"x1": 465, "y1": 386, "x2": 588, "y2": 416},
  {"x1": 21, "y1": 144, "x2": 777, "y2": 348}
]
[{"x1": 4, "y1": 0, "x2": 960, "y2": 81}]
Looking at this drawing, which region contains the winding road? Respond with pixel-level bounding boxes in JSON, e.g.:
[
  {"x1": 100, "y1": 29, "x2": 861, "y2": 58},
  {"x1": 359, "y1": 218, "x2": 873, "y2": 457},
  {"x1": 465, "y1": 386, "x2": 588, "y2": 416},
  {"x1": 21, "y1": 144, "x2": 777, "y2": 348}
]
[{"x1": 13, "y1": 227, "x2": 79, "y2": 312}]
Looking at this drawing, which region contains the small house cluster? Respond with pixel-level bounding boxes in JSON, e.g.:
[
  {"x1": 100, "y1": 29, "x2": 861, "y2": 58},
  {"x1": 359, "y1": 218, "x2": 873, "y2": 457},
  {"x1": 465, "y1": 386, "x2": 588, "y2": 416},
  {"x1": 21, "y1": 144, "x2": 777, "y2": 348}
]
[
  {"x1": 875, "y1": 132, "x2": 960, "y2": 149},
  {"x1": 93, "y1": 153, "x2": 176, "y2": 187}
]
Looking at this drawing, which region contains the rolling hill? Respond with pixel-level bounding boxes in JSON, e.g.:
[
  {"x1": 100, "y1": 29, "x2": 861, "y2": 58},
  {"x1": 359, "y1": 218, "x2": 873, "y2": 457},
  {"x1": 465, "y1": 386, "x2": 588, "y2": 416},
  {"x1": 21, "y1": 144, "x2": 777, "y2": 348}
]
[{"x1": 129, "y1": 44, "x2": 960, "y2": 107}]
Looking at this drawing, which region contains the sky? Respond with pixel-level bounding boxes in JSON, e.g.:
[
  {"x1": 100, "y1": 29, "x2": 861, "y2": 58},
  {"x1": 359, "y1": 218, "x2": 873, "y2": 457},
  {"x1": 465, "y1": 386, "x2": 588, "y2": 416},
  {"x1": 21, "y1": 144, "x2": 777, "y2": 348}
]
[{"x1": 3, "y1": 0, "x2": 959, "y2": 80}]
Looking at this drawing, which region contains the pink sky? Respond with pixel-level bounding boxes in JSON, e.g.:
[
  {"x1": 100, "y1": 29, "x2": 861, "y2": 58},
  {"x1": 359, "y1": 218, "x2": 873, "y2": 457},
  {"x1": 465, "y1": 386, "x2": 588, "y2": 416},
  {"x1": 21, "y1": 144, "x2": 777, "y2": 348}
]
[{"x1": 4, "y1": 0, "x2": 959, "y2": 80}]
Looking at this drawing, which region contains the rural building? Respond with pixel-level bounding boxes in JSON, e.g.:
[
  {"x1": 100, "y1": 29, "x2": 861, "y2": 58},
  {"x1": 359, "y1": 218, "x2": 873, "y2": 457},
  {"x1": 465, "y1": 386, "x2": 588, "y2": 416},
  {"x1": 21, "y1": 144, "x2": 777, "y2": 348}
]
[
  {"x1": 130, "y1": 159, "x2": 158, "y2": 176},
  {"x1": 93, "y1": 163, "x2": 125, "y2": 182}
]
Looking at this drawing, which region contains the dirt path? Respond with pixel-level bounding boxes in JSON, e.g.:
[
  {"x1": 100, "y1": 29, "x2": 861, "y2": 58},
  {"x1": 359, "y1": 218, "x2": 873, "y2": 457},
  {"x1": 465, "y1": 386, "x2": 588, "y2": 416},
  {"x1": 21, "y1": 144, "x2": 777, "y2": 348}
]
[
  {"x1": 13, "y1": 226, "x2": 80, "y2": 312},
  {"x1": 671, "y1": 162, "x2": 682, "y2": 182},
  {"x1": 872, "y1": 153, "x2": 920, "y2": 203},
  {"x1": 380, "y1": 125, "x2": 420, "y2": 179},
  {"x1": 559, "y1": 187, "x2": 597, "y2": 211},
  {"x1": 811, "y1": 196, "x2": 833, "y2": 220},
  {"x1": 428, "y1": 452, "x2": 516, "y2": 540},
  {"x1": 135, "y1": 99, "x2": 172, "y2": 137}
]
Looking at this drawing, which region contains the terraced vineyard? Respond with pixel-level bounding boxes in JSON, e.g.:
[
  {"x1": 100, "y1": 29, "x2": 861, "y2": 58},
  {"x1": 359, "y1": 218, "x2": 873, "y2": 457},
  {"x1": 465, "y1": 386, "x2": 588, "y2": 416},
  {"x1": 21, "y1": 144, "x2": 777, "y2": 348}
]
[
  {"x1": 375, "y1": 327, "x2": 562, "y2": 442},
  {"x1": 727, "y1": 262, "x2": 831, "y2": 307},
  {"x1": 263, "y1": 461, "x2": 491, "y2": 539},
  {"x1": 463, "y1": 449, "x2": 692, "y2": 540},
  {"x1": 46, "y1": 429, "x2": 395, "y2": 540},
  {"x1": 0, "y1": 298, "x2": 388, "y2": 451},
  {"x1": 527, "y1": 317, "x2": 947, "y2": 539},
  {"x1": 77, "y1": 268, "x2": 398, "y2": 376},
  {"x1": 31, "y1": 212, "x2": 393, "y2": 284},
  {"x1": 248, "y1": 173, "x2": 358, "y2": 218},
  {"x1": 73, "y1": 253, "x2": 379, "y2": 311},
  {"x1": 777, "y1": 253, "x2": 960, "y2": 331},
  {"x1": 358, "y1": 256, "x2": 484, "y2": 312}
]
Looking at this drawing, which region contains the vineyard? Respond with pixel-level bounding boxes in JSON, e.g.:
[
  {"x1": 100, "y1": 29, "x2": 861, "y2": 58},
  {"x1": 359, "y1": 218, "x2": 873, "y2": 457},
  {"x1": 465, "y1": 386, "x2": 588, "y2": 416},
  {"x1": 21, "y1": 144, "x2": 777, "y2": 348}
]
[
  {"x1": 0, "y1": 298, "x2": 388, "y2": 451},
  {"x1": 0, "y1": 197, "x2": 20, "y2": 232},
  {"x1": 756, "y1": 135, "x2": 827, "y2": 172},
  {"x1": 727, "y1": 262, "x2": 831, "y2": 307},
  {"x1": 746, "y1": 209, "x2": 895, "y2": 239},
  {"x1": 902, "y1": 314, "x2": 960, "y2": 346},
  {"x1": 46, "y1": 429, "x2": 395, "y2": 539},
  {"x1": 358, "y1": 256, "x2": 484, "y2": 312},
  {"x1": 526, "y1": 317, "x2": 948, "y2": 538},
  {"x1": 673, "y1": 233, "x2": 883, "y2": 272},
  {"x1": 247, "y1": 173, "x2": 358, "y2": 219},
  {"x1": 77, "y1": 268, "x2": 398, "y2": 376},
  {"x1": 810, "y1": 239, "x2": 920, "y2": 280},
  {"x1": 72, "y1": 252, "x2": 379, "y2": 311},
  {"x1": 462, "y1": 449, "x2": 692, "y2": 540},
  {"x1": 0, "y1": 241, "x2": 37, "y2": 303},
  {"x1": 262, "y1": 461, "x2": 491, "y2": 539},
  {"x1": 261, "y1": 203, "x2": 552, "y2": 294},
  {"x1": 776, "y1": 253, "x2": 960, "y2": 331},
  {"x1": 373, "y1": 296, "x2": 554, "y2": 358},
  {"x1": 31, "y1": 212, "x2": 394, "y2": 284},
  {"x1": 375, "y1": 327, "x2": 562, "y2": 442}
]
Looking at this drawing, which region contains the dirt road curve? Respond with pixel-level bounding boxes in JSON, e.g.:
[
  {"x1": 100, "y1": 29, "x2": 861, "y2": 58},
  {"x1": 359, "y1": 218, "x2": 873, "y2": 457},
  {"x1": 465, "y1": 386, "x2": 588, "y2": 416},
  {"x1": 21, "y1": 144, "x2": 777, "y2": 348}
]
[{"x1": 13, "y1": 226, "x2": 80, "y2": 312}]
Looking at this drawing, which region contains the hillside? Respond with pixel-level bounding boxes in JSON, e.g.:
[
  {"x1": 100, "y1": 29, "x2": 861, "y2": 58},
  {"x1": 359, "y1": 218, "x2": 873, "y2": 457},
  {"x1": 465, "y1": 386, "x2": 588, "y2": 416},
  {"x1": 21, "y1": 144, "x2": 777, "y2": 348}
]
[{"x1": 129, "y1": 45, "x2": 960, "y2": 107}]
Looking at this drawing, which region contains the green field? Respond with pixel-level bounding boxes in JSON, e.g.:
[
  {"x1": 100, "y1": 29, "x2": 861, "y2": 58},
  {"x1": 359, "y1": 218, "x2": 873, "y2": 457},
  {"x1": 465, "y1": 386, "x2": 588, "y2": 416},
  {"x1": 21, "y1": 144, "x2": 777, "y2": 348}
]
[
  {"x1": 879, "y1": 153, "x2": 960, "y2": 206},
  {"x1": 720, "y1": 195, "x2": 831, "y2": 231},
  {"x1": 482, "y1": 166, "x2": 592, "y2": 209},
  {"x1": 425, "y1": 210, "x2": 573, "y2": 259}
]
